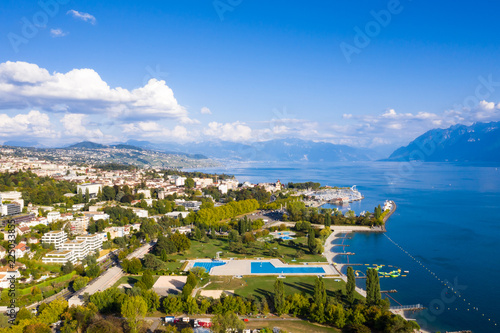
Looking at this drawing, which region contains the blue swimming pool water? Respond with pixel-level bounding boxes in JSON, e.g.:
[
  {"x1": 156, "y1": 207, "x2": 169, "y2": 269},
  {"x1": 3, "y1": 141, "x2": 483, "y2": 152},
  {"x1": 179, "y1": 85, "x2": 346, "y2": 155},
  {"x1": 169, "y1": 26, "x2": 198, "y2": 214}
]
[
  {"x1": 251, "y1": 262, "x2": 325, "y2": 274},
  {"x1": 281, "y1": 236, "x2": 294, "y2": 240},
  {"x1": 193, "y1": 261, "x2": 226, "y2": 271}
]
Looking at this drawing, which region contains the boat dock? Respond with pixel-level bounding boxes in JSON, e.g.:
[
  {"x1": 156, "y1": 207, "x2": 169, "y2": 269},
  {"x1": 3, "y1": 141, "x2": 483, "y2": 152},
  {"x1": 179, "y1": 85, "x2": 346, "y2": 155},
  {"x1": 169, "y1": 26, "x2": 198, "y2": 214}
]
[
  {"x1": 390, "y1": 304, "x2": 425, "y2": 311},
  {"x1": 381, "y1": 289, "x2": 398, "y2": 293}
]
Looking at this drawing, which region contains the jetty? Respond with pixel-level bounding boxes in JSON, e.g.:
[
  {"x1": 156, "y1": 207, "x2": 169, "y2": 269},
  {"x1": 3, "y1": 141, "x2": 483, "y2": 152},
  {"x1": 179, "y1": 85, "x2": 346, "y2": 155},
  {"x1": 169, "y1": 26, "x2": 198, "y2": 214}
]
[
  {"x1": 390, "y1": 304, "x2": 425, "y2": 311},
  {"x1": 381, "y1": 289, "x2": 398, "y2": 293}
]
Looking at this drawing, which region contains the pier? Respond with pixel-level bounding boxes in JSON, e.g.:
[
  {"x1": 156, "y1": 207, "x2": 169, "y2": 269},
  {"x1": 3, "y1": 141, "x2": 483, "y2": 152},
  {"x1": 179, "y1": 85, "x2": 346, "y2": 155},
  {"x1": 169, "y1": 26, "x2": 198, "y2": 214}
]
[
  {"x1": 390, "y1": 304, "x2": 425, "y2": 311},
  {"x1": 381, "y1": 289, "x2": 398, "y2": 293}
]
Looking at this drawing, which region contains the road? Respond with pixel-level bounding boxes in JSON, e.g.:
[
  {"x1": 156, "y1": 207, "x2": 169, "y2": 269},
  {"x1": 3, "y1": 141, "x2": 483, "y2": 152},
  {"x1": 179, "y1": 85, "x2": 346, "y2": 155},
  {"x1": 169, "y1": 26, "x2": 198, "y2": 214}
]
[{"x1": 68, "y1": 242, "x2": 154, "y2": 306}]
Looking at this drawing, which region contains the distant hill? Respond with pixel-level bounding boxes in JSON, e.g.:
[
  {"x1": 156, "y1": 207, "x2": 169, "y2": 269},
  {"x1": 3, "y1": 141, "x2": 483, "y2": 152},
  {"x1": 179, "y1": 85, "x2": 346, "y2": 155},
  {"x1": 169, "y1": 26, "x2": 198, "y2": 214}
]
[
  {"x1": 126, "y1": 138, "x2": 377, "y2": 162},
  {"x1": 386, "y1": 121, "x2": 500, "y2": 162},
  {"x1": 66, "y1": 141, "x2": 208, "y2": 160},
  {"x1": 68, "y1": 141, "x2": 106, "y2": 149}
]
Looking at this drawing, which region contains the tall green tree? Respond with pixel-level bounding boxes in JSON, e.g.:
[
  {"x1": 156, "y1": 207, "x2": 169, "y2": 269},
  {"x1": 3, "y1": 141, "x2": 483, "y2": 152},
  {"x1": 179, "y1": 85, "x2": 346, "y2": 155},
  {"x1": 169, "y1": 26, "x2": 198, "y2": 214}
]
[
  {"x1": 346, "y1": 266, "x2": 356, "y2": 304},
  {"x1": 314, "y1": 276, "x2": 327, "y2": 306},
  {"x1": 141, "y1": 270, "x2": 154, "y2": 290},
  {"x1": 273, "y1": 278, "x2": 286, "y2": 315},
  {"x1": 307, "y1": 229, "x2": 316, "y2": 253},
  {"x1": 366, "y1": 268, "x2": 381, "y2": 306},
  {"x1": 121, "y1": 296, "x2": 147, "y2": 333}
]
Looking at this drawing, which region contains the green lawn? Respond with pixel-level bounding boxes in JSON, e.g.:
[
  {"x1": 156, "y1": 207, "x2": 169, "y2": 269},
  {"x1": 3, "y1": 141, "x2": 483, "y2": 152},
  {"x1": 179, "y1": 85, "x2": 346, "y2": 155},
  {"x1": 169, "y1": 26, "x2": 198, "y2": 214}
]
[
  {"x1": 244, "y1": 319, "x2": 341, "y2": 333},
  {"x1": 112, "y1": 275, "x2": 160, "y2": 289},
  {"x1": 200, "y1": 275, "x2": 362, "y2": 302},
  {"x1": 168, "y1": 237, "x2": 326, "y2": 263}
]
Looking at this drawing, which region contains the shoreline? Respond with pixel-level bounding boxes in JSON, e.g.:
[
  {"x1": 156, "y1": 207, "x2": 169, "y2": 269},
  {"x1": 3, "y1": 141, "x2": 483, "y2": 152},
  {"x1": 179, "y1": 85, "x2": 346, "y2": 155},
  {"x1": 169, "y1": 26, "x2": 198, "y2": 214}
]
[{"x1": 322, "y1": 203, "x2": 431, "y2": 333}]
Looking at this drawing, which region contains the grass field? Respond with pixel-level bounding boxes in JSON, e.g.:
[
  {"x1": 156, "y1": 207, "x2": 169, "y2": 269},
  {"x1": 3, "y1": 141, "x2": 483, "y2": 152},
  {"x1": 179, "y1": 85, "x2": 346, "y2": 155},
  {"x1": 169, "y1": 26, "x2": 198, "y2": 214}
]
[
  {"x1": 244, "y1": 319, "x2": 341, "y2": 333},
  {"x1": 201, "y1": 275, "x2": 362, "y2": 302},
  {"x1": 99, "y1": 249, "x2": 112, "y2": 258},
  {"x1": 168, "y1": 237, "x2": 326, "y2": 263}
]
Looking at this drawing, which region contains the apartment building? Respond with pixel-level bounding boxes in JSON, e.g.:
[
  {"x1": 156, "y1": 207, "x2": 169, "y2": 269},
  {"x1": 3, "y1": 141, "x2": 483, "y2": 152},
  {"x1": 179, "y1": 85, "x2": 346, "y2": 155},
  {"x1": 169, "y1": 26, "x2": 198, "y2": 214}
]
[
  {"x1": 76, "y1": 234, "x2": 103, "y2": 253},
  {"x1": 46, "y1": 211, "x2": 61, "y2": 223},
  {"x1": 42, "y1": 250, "x2": 77, "y2": 264},
  {"x1": 69, "y1": 216, "x2": 90, "y2": 235},
  {"x1": 60, "y1": 240, "x2": 90, "y2": 261},
  {"x1": 41, "y1": 230, "x2": 67, "y2": 249},
  {"x1": 77, "y1": 183, "x2": 103, "y2": 199}
]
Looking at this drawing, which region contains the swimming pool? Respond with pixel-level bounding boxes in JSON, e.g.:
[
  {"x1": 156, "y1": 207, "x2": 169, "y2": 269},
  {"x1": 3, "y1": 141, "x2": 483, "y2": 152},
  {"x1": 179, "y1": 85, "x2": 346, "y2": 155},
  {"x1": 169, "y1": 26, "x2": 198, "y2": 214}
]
[
  {"x1": 281, "y1": 236, "x2": 294, "y2": 240},
  {"x1": 193, "y1": 261, "x2": 226, "y2": 272},
  {"x1": 251, "y1": 262, "x2": 325, "y2": 274}
]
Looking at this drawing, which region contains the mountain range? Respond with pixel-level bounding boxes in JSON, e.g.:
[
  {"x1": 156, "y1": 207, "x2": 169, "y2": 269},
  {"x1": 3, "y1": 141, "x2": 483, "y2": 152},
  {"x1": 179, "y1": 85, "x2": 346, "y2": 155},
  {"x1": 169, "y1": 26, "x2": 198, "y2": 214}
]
[
  {"x1": 386, "y1": 121, "x2": 500, "y2": 162},
  {"x1": 124, "y1": 138, "x2": 376, "y2": 162},
  {"x1": 3, "y1": 121, "x2": 500, "y2": 163}
]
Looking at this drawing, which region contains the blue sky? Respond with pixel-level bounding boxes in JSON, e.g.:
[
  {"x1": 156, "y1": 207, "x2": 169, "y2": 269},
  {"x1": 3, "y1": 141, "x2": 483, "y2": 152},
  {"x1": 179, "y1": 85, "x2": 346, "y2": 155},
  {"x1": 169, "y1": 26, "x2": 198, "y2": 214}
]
[{"x1": 1, "y1": 0, "x2": 500, "y2": 149}]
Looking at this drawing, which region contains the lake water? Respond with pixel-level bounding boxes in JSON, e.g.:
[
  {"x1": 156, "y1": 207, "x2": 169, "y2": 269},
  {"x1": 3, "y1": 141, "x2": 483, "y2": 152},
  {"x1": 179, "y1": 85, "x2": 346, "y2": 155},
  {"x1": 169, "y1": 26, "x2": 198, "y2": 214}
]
[{"x1": 190, "y1": 161, "x2": 500, "y2": 332}]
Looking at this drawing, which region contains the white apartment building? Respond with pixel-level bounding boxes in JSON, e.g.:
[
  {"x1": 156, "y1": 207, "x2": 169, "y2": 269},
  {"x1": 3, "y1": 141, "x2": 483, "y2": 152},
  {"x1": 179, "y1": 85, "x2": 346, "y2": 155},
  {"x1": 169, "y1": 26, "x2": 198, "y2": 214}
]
[
  {"x1": 69, "y1": 216, "x2": 90, "y2": 235},
  {"x1": 171, "y1": 175, "x2": 186, "y2": 186},
  {"x1": 130, "y1": 207, "x2": 148, "y2": 218},
  {"x1": 42, "y1": 250, "x2": 77, "y2": 264},
  {"x1": 77, "y1": 183, "x2": 103, "y2": 199},
  {"x1": 194, "y1": 178, "x2": 214, "y2": 188},
  {"x1": 60, "y1": 240, "x2": 90, "y2": 261},
  {"x1": 76, "y1": 234, "x2": 103, "y2": 253},
  {"x1": 0, "y1": 203, "x2": 21, "y2": 216},
  {"x1": 0, "y1": 191, "x2": 24, "y2": 210},
  {"x1": 46, "y1": 211, "x2": 61, "y2": 223},
  {"x1": 136, "y1": 189, "x2": 151, "y2": 199},
  {"x1": 41, "y1": 230, "x2": 67, "y2": 249}
]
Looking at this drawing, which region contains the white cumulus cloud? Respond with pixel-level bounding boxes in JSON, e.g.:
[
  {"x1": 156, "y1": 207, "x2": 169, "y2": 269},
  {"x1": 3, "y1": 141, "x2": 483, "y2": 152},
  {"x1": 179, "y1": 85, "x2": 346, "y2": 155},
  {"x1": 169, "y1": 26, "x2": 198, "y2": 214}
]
[
  {"x1": 50, "y1": 29, "x2": 68, "y2": 38},
  {"x1": 0, "y1": 110, "x2": 57, "y2": 138},
  {"x1": 0, "y1": 61, "x2": 192, "y2": 122},
  {"x1": 67, "y1": 10, "x2": 96, "y2": 25},
  {"x1": 200, "y1": 106, "x2": 212, "y2": 115},
  {"x1": 60, "y1": 114, "x2": 106, "y2": 140}
]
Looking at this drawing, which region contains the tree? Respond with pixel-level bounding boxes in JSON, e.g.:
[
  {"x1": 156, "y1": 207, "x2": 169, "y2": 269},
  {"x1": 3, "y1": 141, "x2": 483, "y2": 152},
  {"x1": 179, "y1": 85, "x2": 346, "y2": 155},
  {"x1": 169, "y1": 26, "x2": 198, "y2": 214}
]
[
  {"x1": 347, "y1": 266, "x2": 356, "y2": 304},
  {"x1": 73, "y1": 276, "x2": 90, "y2": 292},
  {"x1": 366, "y1": 268, "x2": 381, "y2": 306},
  {"x1": 307, "y1": 229, "x2": 316, "y2": 253},
  {"x1": 211, "y1": 312, "x2": 245, "y2": 333},
  {"x1": 121, "y1": 296, "x2": 147, "y2": 333},
  {"x1": 23, "y1": 323, "x2": 52, "y2": 333},
  {"x1": 314, "y1": 276, "x2": 327, "y2": 306},
  {"x1": 163, "y1": 295, "x2": 184, "y2": 314},
  {"x1": 142, "y1": 289, "x2": 160, "y2": 312},
  {"x1": 185, "y1": 178, "x2": 195, "y2": 189},
  {"x1": 141, "y1": 270, "x2": 154, "y2": 290},
  {"x1": 186, "y1": 272, "x2": 197, "y2": 289},
  {"x1": 86, "y1": 264, "x2": 101, "y2": 278},
  {"x1": 273, "y1": 278, "x2": 286, "y2": 315},
  {"x1": 61, "y1": 260, "x2": 74, "y2": 275},
  {"x1": 15, "y1": 307, "x2": 32, "y2": 323},
  {"x1": 86, "y1": 318, "x2": 123, "y2": 333},
  {"x1": 228, "y1": 229, "x2": 239, "y2": 242}
]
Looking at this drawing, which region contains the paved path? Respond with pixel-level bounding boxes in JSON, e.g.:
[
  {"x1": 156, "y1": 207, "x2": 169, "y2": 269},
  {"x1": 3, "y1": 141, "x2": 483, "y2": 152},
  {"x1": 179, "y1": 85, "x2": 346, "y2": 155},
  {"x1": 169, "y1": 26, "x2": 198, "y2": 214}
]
[{"x1": 68, "y1": 242, "x2": 154, "y2": 306}]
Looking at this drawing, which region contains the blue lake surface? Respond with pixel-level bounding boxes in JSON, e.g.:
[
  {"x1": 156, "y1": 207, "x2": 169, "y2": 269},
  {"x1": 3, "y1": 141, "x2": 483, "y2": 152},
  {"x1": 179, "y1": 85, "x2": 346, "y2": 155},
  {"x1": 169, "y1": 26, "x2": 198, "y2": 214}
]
[
  {"x1": 251, "y1": 261, "x2": 325, "y2": 274},
  {"x1": 191, "y1": 161, "x2": 500, "y2": 332}
]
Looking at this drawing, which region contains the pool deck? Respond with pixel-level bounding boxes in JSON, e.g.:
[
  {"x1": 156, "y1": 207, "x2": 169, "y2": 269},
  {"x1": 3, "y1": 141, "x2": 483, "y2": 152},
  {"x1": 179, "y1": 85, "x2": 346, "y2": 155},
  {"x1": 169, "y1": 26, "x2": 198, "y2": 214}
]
[{"x1": 185, "y1": 258, "x2": 337, "y2": 276}]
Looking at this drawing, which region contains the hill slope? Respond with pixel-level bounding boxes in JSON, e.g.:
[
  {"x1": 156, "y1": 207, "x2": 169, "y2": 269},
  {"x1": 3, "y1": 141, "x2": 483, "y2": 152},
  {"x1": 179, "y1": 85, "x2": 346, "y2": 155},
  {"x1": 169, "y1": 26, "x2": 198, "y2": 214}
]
[{"x1": 386, "y1": 122, "x2": 500, "y2": 162}]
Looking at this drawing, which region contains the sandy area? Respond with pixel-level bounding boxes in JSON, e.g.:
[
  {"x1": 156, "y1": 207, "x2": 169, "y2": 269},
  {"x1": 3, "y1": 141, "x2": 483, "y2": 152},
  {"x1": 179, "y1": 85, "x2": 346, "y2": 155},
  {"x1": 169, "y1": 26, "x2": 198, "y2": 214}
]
[
  {"x1": 153, "y1": 276, "x2": 187, "y2": 296},
  {"x1": 199, "y1": 290, "x2": 234, "y2": 298}
]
